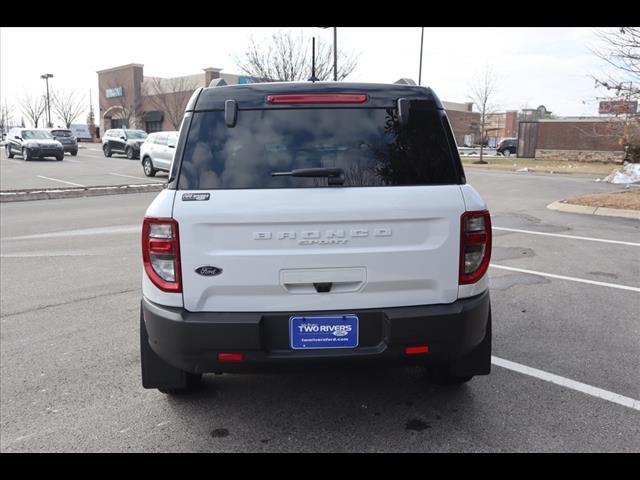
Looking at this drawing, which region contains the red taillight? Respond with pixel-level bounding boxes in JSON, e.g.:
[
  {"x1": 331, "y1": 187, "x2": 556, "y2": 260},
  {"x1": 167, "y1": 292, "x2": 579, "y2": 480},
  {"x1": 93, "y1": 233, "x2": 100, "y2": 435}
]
[
  {"x1": 405, "y1": 345, "x2": 430, "y2": 355},
  {"x1": 142, "y1": 217, "x2": 181, "y2": 293},
  {"x1": 459, "y1": 210, "x2": 492, "y2": 285},
  {"x1": 266, "y1": 94, "x2": 369, "y2": 105},
  {"x1": 218, "y1": 353, "x2": 244, "y2": 362}
]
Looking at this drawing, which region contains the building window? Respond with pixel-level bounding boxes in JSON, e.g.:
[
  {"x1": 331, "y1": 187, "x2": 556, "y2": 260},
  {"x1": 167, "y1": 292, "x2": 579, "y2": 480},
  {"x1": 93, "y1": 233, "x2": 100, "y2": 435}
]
[
  {"x1": 111, "y1": 118, "x2": 126, "y2": 129},
  {"x1": 145, "y1": 121, "x2": 163, "y2": 133}
]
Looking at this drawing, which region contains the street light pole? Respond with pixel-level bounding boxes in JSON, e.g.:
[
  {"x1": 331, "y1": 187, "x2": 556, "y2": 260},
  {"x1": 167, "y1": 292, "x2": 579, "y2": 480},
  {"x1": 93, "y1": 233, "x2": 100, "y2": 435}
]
[
  {"x1": 333, "y1": 27, "x2": 338, "y2": 81},
  {"x1": 418, "y1": 27, "x2": 424, "y2": 86},
  {"x1": 40, "y1": 73, "x2": 53, "y2": 127}
]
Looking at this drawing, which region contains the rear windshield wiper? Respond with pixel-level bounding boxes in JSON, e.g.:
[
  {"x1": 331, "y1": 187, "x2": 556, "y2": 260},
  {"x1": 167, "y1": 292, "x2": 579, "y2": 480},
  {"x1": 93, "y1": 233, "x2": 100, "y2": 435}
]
[{"x1": 271, "y1": 167, "x2": 345, "y2": 185}]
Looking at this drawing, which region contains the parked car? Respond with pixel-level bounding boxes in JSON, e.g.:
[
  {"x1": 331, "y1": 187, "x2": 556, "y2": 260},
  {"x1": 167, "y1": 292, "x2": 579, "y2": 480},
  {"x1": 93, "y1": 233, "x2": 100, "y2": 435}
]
[
  {"x1": 140, "y1": 131, "x2": 179, "y2": 177},
  {"x1": 140, "y1": 81, "x2": 492, "y2": 395},
  {"x1": 497, "y1": 137, "x2": 518, "y2": 157},
  {"x1": 102, "y1": 128, "x2": 148, "y2": 159},
  {"x1": 46, "y1": 128, "x2": 78, "y2": 156},
  {"x1": 4, "y1": 127, "x2": 64, "y2": 161}
]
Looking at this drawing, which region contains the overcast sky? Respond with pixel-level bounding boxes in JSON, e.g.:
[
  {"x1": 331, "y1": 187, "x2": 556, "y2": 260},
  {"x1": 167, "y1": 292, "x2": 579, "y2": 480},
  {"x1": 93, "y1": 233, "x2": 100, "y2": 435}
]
[{"x1": 0, "y1": 27, "x2": 619, "y2": 126}]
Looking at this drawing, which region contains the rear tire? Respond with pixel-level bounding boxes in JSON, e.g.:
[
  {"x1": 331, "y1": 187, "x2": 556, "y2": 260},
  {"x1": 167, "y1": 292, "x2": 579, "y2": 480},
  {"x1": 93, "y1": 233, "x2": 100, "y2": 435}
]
[
  {"x1": 22, "y1": 148, "x2": 31, "y2": 161},
  {"x1": 103, "y1": 144, "x2": 112, "y2": 157},
  {"x1": 71, "y1": 150, "x2": 78, "y2": 156},
  {"x1": 428, "y1": 366, "x2": 473, "y2": 385},
  {"x1": 503, "y1": 149, "x2": 511, "y2": 157},
  {"x1": 142, "y1": 157, "x2": 157, "y2": 177},
  {"x1": 6, "y1": 145, "x2": 14, "y2": 158},
  {"x1": 140, "y1": 306, "x2": 202, "y2": 395}
]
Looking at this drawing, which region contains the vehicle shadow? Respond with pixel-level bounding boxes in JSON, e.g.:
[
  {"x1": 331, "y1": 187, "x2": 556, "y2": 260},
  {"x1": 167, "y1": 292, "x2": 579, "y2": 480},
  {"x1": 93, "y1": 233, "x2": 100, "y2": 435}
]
[{"x1": 161, "y1": 366, "x2": 480, "y2": 452}]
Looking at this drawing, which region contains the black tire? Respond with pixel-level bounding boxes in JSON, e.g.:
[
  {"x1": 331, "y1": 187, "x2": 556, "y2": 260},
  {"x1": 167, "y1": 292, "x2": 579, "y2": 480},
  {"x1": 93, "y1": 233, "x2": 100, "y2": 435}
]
[
  {"x1": 103, "y1": 144, "x2": 112, "y2": 157},
  {"x1": 428, "y1": 366, "x2": 473, "y2": 385},
  {"x1": 6, "y1": 145, "x2": 14, "y2": 158},
  {"x1": 71, "y1": 150, "x2": 78, "y2": 156},
  {"x1": 140, "y1": 307, "x2": 202, "y2": 395},
  {"x1": 503, "y1": 149, "x2": 511, "y2": 157},
  {"x1": 142, "y1": 157, "x2": 157, "y2": 177},
  {"x1": 22, "y1": 147, "x2": 31, "y2": 161},
  {"x1": 126, "y1": 146, "x2": 134, "y2": 159},
  {"x1": 56, "y1": 154, "x2": 64, "y2": 161}
]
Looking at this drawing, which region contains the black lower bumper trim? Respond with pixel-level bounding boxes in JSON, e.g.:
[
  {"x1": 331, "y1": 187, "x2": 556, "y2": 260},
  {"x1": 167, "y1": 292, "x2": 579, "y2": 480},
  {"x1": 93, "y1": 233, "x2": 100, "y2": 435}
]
[{"x1": 142, "y1": 291, "x2": 490, "y2": 374}]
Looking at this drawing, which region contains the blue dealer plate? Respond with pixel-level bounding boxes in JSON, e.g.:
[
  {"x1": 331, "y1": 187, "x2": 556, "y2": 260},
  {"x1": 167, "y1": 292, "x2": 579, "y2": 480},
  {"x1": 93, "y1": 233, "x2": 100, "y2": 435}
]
[{"x1": 289, "y1": 315, "x2": 359, "y2": 350}]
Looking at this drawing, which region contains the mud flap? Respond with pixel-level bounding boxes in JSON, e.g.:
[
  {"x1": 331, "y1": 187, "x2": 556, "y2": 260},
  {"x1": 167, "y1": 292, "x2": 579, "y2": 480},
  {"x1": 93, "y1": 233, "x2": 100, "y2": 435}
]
[
  {"x1": 140, "y1": 305, "x2": 193, "y2": 390},
  {"x1": 449, "y1": 308, "x2": 492, "y2": 377}
]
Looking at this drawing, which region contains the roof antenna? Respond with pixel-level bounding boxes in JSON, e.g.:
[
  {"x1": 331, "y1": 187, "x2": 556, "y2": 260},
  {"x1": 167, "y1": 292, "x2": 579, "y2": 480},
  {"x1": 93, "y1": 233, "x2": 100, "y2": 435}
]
[{"x1": 308, "y1": 37, "x2": 319, "y2": 82}]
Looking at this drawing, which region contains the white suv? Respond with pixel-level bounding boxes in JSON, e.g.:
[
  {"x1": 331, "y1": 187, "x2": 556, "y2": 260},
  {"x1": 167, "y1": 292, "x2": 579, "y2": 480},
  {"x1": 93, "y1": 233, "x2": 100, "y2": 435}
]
[
  {"x1": 140, "y1": 82, "x2": 492, "y2": 394},
  {"x1": 140, "y1": 131, "x2": 179, "y2": 177}
]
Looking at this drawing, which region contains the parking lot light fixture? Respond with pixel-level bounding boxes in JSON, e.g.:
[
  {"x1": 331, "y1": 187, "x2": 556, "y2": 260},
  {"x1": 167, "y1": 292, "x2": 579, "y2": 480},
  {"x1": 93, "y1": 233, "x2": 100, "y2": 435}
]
[{"x1": 40, "y1": 73, "x2": 54, "y2": 127}]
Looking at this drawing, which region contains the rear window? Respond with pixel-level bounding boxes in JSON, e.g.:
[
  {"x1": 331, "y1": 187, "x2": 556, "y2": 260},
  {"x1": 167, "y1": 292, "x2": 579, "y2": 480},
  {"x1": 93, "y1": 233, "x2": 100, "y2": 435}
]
[
  {"x1": 177, "y1": 105, "x2": 458, "y2": 190},
  {"x1": 51, "y1": 130, "x2": 72, "y2": 137}
]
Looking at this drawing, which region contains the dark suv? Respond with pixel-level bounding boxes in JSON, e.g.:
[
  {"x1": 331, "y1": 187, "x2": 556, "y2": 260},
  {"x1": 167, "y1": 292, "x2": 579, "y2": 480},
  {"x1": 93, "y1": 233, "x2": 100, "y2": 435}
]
[
  {"x1": 47, "y1": 128, "x2": 78, "y2": 156},
  {"x1": 102, "y1": 128, "x2": 148, "y2": 159},
  {"x1": 497, "y1": 137, "x2": 517, "y2": 157},
  {"x1": 5, "y1": 128, "x2": 64, "y2": 161}
]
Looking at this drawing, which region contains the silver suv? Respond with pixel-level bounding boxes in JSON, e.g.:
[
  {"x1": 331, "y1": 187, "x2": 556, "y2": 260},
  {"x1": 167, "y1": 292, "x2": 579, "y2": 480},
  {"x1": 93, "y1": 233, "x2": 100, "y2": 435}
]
[{"x1": 140, "y1": 131, "x2": 178, "y2": 177}]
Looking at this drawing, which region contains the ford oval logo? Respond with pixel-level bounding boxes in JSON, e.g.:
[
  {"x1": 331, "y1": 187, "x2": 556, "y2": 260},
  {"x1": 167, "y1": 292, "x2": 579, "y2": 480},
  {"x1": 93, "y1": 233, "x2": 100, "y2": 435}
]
[{"x1": 195, "y1": 266, "x2": 223, "y2": 277}]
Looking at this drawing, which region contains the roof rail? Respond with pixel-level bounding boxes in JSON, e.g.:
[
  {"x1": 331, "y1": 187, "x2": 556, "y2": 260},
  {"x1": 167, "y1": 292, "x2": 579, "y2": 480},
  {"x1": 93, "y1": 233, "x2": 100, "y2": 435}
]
[
  {"x1": 209, "y1": 78, "x2": 227, "y2": 88},
  {"x1": 394, "y1": 78, "x2": 417, "y2": 85}
]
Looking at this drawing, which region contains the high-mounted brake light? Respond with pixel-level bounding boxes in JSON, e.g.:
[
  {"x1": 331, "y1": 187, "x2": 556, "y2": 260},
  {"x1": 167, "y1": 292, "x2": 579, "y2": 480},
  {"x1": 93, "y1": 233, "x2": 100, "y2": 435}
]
[
  {"x1": 266, "y1": 94, "x2": 369, "y2": 105},
  {"x1": 142, "y1": 217, "x2": 181, "y2": 293},
  {"x1": 459, "y1": 210, "x2": 492, "y2": 285}
]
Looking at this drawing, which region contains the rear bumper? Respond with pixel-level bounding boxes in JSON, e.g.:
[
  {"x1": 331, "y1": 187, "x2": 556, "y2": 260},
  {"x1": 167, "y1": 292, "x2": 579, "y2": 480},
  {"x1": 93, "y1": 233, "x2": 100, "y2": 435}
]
[
  {"x1": 61, "y1": 144, "x2": 78, "y2": 152},
  {"x1": 141, "y1": 290, "x2": 490, "y2": 374}
]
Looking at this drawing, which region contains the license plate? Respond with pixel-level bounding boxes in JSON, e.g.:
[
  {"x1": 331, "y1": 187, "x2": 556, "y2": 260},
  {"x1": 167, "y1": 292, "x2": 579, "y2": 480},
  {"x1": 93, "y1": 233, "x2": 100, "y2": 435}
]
[{"x1": 289, "y1": 314, "x2": 359, "y2": 349}]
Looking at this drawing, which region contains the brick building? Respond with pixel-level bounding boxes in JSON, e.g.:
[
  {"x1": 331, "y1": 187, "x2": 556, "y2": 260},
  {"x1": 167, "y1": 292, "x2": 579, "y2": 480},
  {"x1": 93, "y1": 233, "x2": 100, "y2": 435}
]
[{"x1": 97, "y1": 64, "x2": 255, "y2": 134}]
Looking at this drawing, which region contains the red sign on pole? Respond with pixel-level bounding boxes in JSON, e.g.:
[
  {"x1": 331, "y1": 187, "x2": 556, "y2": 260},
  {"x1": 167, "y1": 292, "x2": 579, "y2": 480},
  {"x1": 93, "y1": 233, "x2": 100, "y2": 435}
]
[{"x1": 599, "y1": 100, "x2": 638, "y2": 115}]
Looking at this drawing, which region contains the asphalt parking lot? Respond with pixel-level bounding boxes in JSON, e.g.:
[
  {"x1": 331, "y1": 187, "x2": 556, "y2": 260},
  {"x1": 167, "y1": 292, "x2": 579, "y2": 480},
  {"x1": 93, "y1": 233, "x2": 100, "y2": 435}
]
[
  {"x1": 0, "y1": 169, "x2": 638, "y2": 452},
  {"x1": 0, "y1": 142, "x2": 168, "y2": 191}
]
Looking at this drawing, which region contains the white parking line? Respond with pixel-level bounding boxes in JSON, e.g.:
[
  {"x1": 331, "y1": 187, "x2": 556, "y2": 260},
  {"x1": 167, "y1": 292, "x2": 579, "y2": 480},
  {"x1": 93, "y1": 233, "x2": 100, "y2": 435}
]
[
  {"x1": 490, "y1": 264, "x2": 640, "y2": 292},
  {"x1": 492, "y1": 356, "x2": 640, "y2": 411},
  {"x1": 493, "y1": 226, "x2": 640, "y2": 247},
  {"x1": 36, "y1": 175, "x2": 84, "y2": 187},
  {"x1": 109, "y1": 172, "x2": 151, "y2": 181}
]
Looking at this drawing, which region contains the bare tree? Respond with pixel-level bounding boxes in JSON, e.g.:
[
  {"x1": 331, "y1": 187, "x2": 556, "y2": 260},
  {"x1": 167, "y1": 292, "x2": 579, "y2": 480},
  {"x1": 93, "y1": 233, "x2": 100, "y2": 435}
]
[
  {"x1": 592, "y1": 27, "x2": 640, "y2": 100},
  {"x1": 1, "y1": 101, "x2": 15, "y2": 133},
  {"x1": 51, "y1": 89, "x2": 86, "y2": 128},
  {"x1": 143, "y1": 76, "x2": 199, "y2": 129},
  {"x1": 468, "y1": 66, "x2": 500, "y2": 164},
  {"x1": 20, "y1": 92, "x2": 46, "y2": 128},
  {"x1": 233, "y1": 30, "x2": 359, "y2": 82}
]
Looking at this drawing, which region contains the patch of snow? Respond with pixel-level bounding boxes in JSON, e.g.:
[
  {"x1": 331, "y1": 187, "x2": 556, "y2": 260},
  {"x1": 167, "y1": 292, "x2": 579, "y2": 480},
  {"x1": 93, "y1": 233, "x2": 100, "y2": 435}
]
[
  {"x1": 516, "y1": 167, "x2": 529, "y2": 172},
  {"x1": 603, "y1": 163, "x2": 640, "y2": 184}
]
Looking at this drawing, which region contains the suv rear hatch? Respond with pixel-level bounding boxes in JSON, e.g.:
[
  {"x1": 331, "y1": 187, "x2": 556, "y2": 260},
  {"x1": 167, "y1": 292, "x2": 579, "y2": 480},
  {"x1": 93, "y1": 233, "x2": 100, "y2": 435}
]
[{"x1": 172, "y1": 95, "x2": 466, "y2": 312}]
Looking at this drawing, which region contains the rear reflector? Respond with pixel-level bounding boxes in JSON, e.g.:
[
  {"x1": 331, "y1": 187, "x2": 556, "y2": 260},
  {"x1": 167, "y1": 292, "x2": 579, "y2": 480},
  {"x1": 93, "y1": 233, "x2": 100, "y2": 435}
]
[
  {"x1": 405, "y1": 345, "x2": 429, "y2": 355},
  {"x1": 217, "y1": 353, "x2": 244, "y2": 362},
  {"x1": 266, "y1": 94, "x2": 369, "y2": 105}
]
